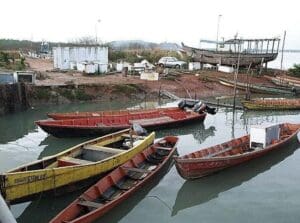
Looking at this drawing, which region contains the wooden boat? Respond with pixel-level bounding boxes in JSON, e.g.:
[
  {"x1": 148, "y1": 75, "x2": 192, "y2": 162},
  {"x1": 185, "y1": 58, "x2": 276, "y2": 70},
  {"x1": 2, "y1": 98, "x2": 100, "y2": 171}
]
[
  {"x1": 242, "y1": 98, "x2": 300, "y2": 110},
  {"x1": 0, "y1": 129, "x2": 155, "y2": 204},
  {"x1": 36, "y1": 108, "x2": 206, "y2": 138},
  {"x1": 264, "y1": 75, "x2": 300, "y2": 90},
  {"x1": 48, "y1": 107, "x2": 180, "y2": 120},
  {"x1": 50, "y1": 136, "x2": 179, "y2": 223},
  {"x1": 219, "y1": 78, "x2": 295, "y2": 95},
  {"x1": 181, "y1": 38, "x2": 279, "y2": 67},
  {"x1": 174, "y1": 123, "x2": 300, "y2": 180}
]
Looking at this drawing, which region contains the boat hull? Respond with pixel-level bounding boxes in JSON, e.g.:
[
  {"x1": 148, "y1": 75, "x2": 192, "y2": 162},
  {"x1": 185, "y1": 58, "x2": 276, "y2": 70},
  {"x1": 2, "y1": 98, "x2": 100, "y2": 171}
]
[
  {"x1": 242, "y1": 99, "x2": 300, "y2": 110},
  {"x1": 37, "y1": 112, "x2": 206, "y2": 138},
  {"x1": 174, "y1": 123, "x2": 300, "y2": 180},
  {"x1": 182, "y1": 43, "x2": 278, "y2": 67},
  {"x1": 48, "y1": 107, "x2": 179, "y2": 120},
  {"x1": 219, "y1": 78, "x2": 294, "y2": 95},
  {"x1": 0, "y1": 130, "x2": 155, "y2": 204},
  {"x1": 50, "y1": 136, "x2": 179, "y2": 223}
]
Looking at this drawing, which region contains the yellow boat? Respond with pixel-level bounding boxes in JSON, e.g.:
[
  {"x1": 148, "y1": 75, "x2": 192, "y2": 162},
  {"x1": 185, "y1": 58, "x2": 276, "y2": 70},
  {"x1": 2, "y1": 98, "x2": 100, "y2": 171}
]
[
  {"x1": 0, "y1": 129, "x2": 155, "y2": 204},
  {"x1": 242, "y1": 98, "x2": 300, "y2": 110}
]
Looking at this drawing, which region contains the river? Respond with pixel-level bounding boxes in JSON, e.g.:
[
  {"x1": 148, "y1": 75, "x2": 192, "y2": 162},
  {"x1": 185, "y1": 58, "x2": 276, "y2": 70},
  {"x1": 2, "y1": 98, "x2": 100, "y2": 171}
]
[
  {"x1": 0, "y1": 100, "x2": 300, "y2": 223},
  {"x1": 269, "y1": 52, "x2": 300, "y2": 70}
]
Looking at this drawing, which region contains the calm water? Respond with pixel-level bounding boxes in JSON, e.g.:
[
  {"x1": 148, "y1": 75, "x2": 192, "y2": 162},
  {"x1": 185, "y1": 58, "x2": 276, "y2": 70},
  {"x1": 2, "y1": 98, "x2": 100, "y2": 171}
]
[{"x1": 0, "y1": 100, "x2": 300, "y2": 223}]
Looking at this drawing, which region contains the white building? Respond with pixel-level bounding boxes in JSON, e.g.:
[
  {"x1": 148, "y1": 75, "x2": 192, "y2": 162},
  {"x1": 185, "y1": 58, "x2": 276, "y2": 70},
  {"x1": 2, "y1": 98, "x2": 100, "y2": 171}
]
[{"x1": 53, "y1": 46, "x2": 108, "y2": 73}]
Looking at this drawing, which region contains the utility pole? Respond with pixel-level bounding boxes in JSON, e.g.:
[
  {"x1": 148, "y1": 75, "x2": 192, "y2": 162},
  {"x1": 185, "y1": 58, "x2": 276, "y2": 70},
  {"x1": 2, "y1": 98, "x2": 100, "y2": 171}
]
[
  {"x1": 216, "y1": 14, "x2": 222, "y2": 51},
  {"x1": 233, "y1": 41, "x2": 241, "y2": 110},
  {"x1": 280, "y1": 30, "x2": 286, "y2": 70},
  {"x1": 95, "y1": 19, "x2": 101, "y2": 44}
]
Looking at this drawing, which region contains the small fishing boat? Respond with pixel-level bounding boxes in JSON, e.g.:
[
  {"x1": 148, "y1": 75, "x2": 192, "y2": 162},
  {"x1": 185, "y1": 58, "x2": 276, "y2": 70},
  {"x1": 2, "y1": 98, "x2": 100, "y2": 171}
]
[
  {"x1": 242, "y1": 98, "x2": 300, "y2": 110},
  {"x1": 264, "y1": 75, "x2": 300, "y2": 91},
  {"x1": 36, "y1": 108, "x2": 207, "y2": 138},
  {"x1": 48, "y1": 107, "x2": 180, "y2": 120},
  {"x1": 219, "y1": 78, "x2": 295, "y2": 95},
  {"x1": 0, "y1": 129, "x2": 155, "y2": 204},
  {"x1": 174, "y1": 123, "x2": 300, "y2": 180},
  {"x1": 50, "y1": 136, "x2": 179, "y2": 223}
]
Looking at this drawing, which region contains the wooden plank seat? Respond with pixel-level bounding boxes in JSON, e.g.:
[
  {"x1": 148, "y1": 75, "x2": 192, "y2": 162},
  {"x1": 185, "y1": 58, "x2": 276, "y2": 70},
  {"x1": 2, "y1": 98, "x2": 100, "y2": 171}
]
[
  {"x1": 83, "y1": 145, "x2": 125, "y2": 154},
  {"x1": 58, "y1": 156, "x2": 94, "y2": 165},
  {"x1": 123, "y1": 167, "x2": 150, "y2": 180},
  {"x1": 204, "y1": 147, "x2": 235, "y2": 158},
  {"x1": 121, "y1": 134, "x2": 146, "y2": 140},
  {"x1": 154, "y1": 146, "x2": 172, "y2": 151},
  {"x1": 78, "y1": 200, "x2": 103, "y2": 209},
  {"x1": 129, "y1": 116, "x2": 173, "y2": 126},
  {"x1": 122, "y1": 167, "x2": 151, "y2": 173}
]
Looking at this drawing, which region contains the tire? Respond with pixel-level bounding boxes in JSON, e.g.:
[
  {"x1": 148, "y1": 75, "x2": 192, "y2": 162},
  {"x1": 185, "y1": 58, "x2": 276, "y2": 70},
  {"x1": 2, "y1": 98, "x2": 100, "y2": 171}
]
[
  {"x1": 175, "y1": 64, "x2": 180, "y2": 69},
  {"x1": 159, "y1": 63, "x2": 165, "y2": 68}
]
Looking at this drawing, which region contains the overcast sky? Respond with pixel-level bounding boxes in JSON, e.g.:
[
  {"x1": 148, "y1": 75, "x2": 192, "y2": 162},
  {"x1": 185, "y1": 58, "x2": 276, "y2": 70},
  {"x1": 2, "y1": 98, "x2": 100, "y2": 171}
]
[{"x1": 1, "y1": 0, "x2": 300, "y2": 48}]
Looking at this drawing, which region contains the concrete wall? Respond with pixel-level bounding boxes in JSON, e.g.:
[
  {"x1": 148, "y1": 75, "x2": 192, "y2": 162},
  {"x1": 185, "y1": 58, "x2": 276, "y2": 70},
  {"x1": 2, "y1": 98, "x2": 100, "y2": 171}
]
[{"x1": 53, "y1": 46, "x2": 108, "y2": 70}]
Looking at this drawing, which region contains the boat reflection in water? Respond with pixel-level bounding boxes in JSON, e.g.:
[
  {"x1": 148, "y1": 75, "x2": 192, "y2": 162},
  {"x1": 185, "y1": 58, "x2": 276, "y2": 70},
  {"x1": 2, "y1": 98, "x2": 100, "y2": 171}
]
[
  {"x1": 172, "y1": 140, "x2": 300, "y2": 216},
  {"x1": 157, "y1": 122, "x2": 216, "y2": 145}
]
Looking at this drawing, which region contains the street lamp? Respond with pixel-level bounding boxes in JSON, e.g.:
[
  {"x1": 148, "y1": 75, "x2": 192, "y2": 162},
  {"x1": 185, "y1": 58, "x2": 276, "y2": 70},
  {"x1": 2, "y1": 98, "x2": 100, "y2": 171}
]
[
  {"x1": 95, "y1": 19, "x2": 101, "y2": 44},
  {"x1": 216, "y1": 14, "x2": 222, "y2": 51}
]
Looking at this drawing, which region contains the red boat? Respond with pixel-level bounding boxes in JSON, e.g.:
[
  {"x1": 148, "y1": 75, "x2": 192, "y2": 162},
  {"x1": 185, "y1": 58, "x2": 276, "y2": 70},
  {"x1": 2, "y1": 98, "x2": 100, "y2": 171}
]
[
  {"x1": 36, "y1": 108, "x2": 206, "y2": 137},
  {"x1": 174, "y1": 123, "x2": 300, "y2": 180},
  {"x1": 48, "y1": 107, "x2": 179, "y2": 120},
  {"x1": 50, "y1": 136, "x2": 179, "y2": 223}
]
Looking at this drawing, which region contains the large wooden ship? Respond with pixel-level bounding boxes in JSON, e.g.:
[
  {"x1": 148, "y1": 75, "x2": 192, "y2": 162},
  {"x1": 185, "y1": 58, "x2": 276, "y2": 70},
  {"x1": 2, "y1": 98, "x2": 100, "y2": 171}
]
[{"x1": 182, "y1": 38, "x2": 280, "y2": 67}]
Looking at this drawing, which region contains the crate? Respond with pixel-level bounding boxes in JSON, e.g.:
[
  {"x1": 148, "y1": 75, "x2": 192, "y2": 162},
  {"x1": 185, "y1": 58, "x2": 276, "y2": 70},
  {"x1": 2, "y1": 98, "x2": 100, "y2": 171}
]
[{"x1": 250, "y1": 123, "x2": 280, "y2": 148}]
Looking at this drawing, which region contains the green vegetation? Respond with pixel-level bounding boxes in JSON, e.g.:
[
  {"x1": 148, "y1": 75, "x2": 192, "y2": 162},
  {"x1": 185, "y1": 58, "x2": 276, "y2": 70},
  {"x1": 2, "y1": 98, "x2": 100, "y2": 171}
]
[
  {"x1": 288, "y1": 64, "x2": 300, "y2": 77},
  {"x1": 109, "y1": 49, "x2": 187, "y2": 64},
  {"x1": 112, "y1": 84, "x2": 140, "y2": 95},
  {"x1": 0, "y1": 51, "x2": 26, "y2": 70},
  {"x1": 34, "y1": 88, "x2": 51, "y2": 100}
]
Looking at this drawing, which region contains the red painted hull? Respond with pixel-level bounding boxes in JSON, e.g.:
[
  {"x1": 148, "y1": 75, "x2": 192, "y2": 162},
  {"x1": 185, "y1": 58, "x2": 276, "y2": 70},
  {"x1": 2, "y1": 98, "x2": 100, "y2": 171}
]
[
  {"x1": 37, "y1": 108, "x2": 206, "y2": 137},
  {"x1": 175, "y1": 123, "x2": 300, "y2": 180},
  {"x1": 48, "y1": 107, "x2": 180, "y2": 120},
  {"x1": 50, "y1": 136, "x2": 179, "y2": 223}
]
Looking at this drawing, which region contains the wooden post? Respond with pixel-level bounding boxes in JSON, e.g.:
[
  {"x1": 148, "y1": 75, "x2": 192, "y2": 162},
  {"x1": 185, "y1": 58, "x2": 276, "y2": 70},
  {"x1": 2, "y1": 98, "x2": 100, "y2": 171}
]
[
  {"x1": 280, "y1": 31, "x2": 286, "y2": 70},
  {"x1": 266, "y1": 40, "x2": 269, "y2": 53},
  {"x1": 271, "y1": 39, "x2": 275, "y2": 54},
  {"x1": 233, "y1": 42, "x2": 241, "y2": 110}
]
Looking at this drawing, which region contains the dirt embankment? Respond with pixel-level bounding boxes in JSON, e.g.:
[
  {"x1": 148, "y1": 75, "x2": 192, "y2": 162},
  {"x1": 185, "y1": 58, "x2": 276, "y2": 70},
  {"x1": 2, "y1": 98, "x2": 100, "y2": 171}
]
[{"x1": 25, "y1": 57, "x2": 280, "y2": 105}]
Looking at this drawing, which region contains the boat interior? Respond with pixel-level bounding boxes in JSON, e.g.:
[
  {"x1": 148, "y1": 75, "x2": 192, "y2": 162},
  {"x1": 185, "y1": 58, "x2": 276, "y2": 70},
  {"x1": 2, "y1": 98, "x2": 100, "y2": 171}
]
[
  {"x1": 183, "y1": 123, "x2": 298, "y2": 159},
  {"x1": 10, "y1": 133, "x2": 147, "y2": 172},
  {"x1": 50, "y1": 107, "x2": 179, "y2": 118},
  {"x1": 41, "y1": 109, "x2": 195, "y2": 127},
  {"x1": 57, "y1": 137, "x2": 178, "y2": 221}
]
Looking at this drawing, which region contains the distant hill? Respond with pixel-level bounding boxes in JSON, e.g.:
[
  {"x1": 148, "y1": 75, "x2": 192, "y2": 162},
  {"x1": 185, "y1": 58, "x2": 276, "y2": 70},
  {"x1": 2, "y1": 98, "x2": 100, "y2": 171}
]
[
  {"x1": 108, "y1": 40, "x2": 180, "y2": 51},
  {"x1": 0, "y1": 39, "x2": 181, "y2": 52}
]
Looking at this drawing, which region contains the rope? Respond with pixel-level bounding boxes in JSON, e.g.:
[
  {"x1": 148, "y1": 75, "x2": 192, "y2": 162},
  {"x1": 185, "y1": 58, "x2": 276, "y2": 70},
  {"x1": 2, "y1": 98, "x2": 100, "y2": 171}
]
[{"x1": 145, "y1": 195, "x2": 172, "y2": 212}]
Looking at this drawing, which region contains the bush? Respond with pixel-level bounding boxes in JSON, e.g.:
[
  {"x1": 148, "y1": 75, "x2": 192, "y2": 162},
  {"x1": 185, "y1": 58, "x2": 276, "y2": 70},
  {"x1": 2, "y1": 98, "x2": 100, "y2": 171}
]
[{"x1": 288, "y1": 64, "x2": 300, "y2": 77}]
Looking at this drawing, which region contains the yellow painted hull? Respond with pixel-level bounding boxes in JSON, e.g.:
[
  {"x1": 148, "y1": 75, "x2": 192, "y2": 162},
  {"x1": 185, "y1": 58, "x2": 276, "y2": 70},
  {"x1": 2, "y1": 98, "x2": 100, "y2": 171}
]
[
  {"x1": 242, "y1": 100, "x2": 300, "y2": 110},
  {"x1": 0, "y1": 129, "x2": 155, "y2": 204}
]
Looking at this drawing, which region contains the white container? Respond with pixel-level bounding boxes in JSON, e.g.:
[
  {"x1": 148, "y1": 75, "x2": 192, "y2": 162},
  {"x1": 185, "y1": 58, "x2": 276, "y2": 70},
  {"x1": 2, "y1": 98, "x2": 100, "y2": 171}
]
[
  {"x1": 250, "y1": 124, "x2": 280, "y2": 148},
  {"x1": 116, "y1": 63, "x2": 123, "y2": 72},
  {"x1": 77, "y1": 62, "x2": 86, "y2": 72},
  {"x1": 69, "y1": 61, "x2": 77, "y2": 70},
  {"x1": 218, "y1": 65, "x2": 234, "y2": 73},
  {"x1": 85, "y1": 63, "x2": 97, "y2": 74},
  {"x1": 140, "y1": 71, "x2": 159, "y2": 81},
  {"x1": 189, "y1": 62, "x2": 201, "y2": 70},
  {"x1": 98, "y1": 64, "x2": 108, "y2": 73}
]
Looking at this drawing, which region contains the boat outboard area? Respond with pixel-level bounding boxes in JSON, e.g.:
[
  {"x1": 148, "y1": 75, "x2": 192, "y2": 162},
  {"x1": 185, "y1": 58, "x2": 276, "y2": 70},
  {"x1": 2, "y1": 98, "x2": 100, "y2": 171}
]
[{"x1": 178, "y1": 99, "x2": 217, "y2": 115}]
